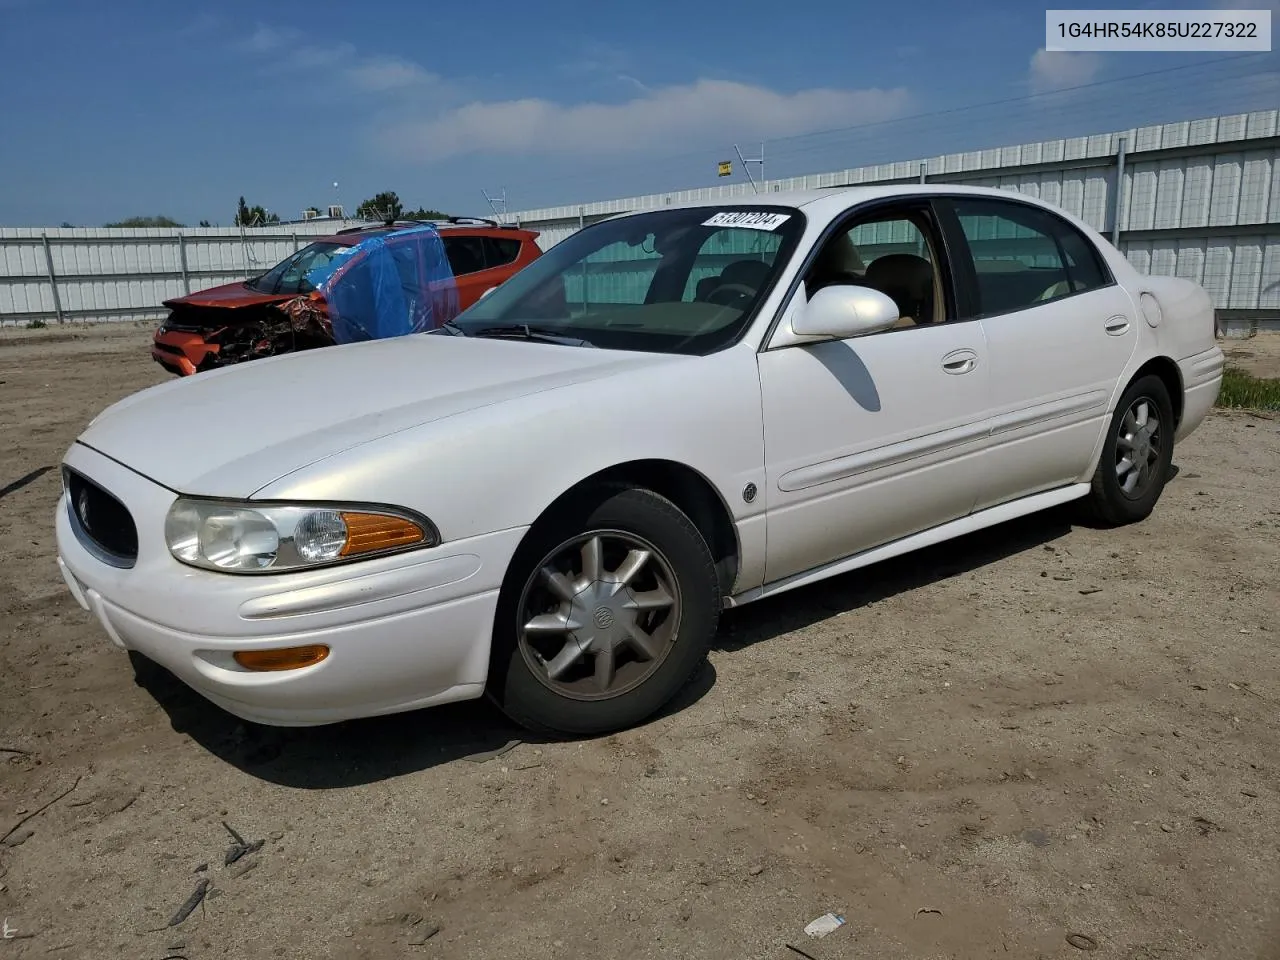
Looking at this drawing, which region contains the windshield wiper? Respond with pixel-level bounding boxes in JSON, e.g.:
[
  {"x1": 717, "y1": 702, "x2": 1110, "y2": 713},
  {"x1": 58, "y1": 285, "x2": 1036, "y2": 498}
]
[
  {"x1": 469, "y1": 324, "x2": 593, "y2": 347},
  {"x1": 429, "y1": 320, "x2": 468, "y2": 336}
]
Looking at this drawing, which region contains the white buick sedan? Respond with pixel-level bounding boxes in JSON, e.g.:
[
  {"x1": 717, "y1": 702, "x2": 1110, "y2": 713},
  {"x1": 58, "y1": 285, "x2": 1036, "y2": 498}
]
[{"x1": 55, "y1": 185, "x2": 1224, "y2": 735}]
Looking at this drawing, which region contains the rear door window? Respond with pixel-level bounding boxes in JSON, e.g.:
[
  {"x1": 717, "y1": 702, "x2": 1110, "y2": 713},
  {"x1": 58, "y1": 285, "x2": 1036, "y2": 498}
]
[{"x1": 946, "y1": 198, "x2": 1112, "y2": 318}]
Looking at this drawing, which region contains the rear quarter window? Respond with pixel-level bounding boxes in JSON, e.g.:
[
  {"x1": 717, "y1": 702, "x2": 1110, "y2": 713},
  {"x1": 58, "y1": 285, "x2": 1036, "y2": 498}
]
[
  {"x1": 443, "y1": 236, "x2": 487, "y2": 276},
  {"x1": 484, "y1": 237, "x2": 523, "y2": 267}
]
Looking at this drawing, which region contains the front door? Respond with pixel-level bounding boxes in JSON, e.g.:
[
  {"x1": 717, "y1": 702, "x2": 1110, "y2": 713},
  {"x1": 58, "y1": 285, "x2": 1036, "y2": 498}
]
[
  {"x1": 938, "y1": 196, "x2": 1139, "y2": 511},
  {"x1": 758, "y1": 200, "x2": 993, "y2": 585}
]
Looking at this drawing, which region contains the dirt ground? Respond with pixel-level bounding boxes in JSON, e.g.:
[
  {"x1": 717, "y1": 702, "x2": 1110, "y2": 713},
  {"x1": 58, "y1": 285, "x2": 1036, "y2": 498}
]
[
  {"x1": 1224, "y1": 331, "x2": 1280, "y2": 380},
  {"x1": 2, "y1": 325, "x2": 1279, "y2": 960}
]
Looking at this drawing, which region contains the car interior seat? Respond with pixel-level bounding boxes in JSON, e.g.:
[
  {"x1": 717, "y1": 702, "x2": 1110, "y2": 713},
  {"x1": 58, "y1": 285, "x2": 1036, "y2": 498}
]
[
  {"x1": 804, "y1": 233, "x2": 867, "y2": 295},
  {"x1": 696, "y1": 257, "x2": 773, "y2": 302},
  {"x1": 863, "y1": 253, "x2": 936, "y2": 327}
]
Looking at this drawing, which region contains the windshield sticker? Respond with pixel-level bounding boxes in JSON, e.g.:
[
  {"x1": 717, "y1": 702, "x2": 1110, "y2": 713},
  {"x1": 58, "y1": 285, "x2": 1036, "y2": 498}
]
[{"x1": 702, "y1": 211, "x2": 791, "y2": 231}]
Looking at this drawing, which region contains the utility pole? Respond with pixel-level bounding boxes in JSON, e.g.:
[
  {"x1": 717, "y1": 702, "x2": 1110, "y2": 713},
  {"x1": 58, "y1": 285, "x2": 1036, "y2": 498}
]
[{"x1": 733, "y1": 142, "x2": 765, "y2": 193}]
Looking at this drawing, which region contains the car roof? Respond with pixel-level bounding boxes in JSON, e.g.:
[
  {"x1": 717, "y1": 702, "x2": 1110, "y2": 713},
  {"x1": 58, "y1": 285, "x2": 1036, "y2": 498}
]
[
  {"x1": 312, "y1": 218, "x2": 538, "y2": 244},
  {"x1": 606, "y1": 183, "x2": 1081, "y2": 222}
]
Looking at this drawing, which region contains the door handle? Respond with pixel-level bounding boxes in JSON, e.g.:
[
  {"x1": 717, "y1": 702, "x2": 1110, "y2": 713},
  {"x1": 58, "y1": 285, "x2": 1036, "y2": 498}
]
[
  {"x1": 941, "y1": 348, "x2": 978, "y2": 375},
  {"x1": 1104, "y1": 315, "x2": 1131, "y2": 335}
]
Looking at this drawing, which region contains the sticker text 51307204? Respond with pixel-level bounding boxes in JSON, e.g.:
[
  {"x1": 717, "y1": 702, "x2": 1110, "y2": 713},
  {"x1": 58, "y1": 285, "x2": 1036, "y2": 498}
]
[{"x1": 702, "y1": 211, "x2": 791, "y2": 231}]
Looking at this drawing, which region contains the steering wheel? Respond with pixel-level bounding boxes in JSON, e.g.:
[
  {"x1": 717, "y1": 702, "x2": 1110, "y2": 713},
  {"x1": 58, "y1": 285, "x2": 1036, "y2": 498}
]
[{"x1": 706, "y1": 282, "x2": 757, "y2": 307}]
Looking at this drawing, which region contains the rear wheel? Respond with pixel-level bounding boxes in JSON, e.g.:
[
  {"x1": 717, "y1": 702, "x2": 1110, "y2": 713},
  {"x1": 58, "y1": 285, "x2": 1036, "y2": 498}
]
[
  {"x1": 1083, "y1": 374, "x2": 1175, "y2": 526},
  {"x1": 487, "y1": 485, "x2": 719, "y2": 735}
]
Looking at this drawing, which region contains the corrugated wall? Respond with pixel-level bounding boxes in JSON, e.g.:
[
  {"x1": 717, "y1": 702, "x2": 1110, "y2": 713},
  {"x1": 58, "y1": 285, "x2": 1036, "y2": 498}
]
[
  {"x1": 510, "y1": 109, "x2": 1280, "y2": 319},
  {"x1": 3, "y1": 109, "x2": 1279, "y2": 323},
  {"x1": 0, "y1": 221, "x2": 361, "y2": 323}
]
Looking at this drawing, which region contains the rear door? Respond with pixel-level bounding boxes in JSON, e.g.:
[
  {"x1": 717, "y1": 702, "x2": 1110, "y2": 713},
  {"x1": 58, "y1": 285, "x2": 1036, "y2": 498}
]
[
  {"x1": 937, "y1": 196, "x2": 1139, "y2": 510},
  {"x1": 443, "y1": 234, "x2": 528, "y2": 309}
]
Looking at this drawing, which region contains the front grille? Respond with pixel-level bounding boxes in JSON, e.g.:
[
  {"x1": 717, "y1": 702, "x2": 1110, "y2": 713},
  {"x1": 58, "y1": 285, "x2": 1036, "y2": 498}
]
[
  {"x1": 153, "y1": 341, "x2": 186, "y2": 356},
  {"x1": 65, "y1": 468, "x2": 138, "y2": 566}
]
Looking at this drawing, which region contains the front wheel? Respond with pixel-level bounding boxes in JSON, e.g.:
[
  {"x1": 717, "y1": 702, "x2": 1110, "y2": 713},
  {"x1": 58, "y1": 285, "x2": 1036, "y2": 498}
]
[
  {"x1": 486, "y1": 485, "x2": 720, "y2": 736},
  {"x1": 1082, "y1": 374, "x2": 1175, "y2": 526}
]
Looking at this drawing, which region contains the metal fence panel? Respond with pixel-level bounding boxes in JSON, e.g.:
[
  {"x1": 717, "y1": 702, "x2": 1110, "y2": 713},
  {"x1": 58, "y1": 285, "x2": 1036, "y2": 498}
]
[{"x1": 4, "y1": 109, "x2": 1280, "y2": 323}]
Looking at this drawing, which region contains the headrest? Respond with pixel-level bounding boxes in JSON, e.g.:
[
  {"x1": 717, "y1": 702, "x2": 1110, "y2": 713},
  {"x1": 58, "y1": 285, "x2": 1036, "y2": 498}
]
[
  {"x1": 719, "y1": 258, "x2": 772, "y2": 288},
  {"x1": 812, "y1": 233, "x2": 865, "y2": 276},
  {"x1": 865, "y1": 253, "x2": 933, "y2": 297}
]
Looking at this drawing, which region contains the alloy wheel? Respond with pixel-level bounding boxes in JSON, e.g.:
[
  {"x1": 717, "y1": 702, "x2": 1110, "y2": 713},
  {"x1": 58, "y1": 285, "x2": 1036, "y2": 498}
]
[{"x1": 516, "y1": 530, "x2": 682, "y2": 702}]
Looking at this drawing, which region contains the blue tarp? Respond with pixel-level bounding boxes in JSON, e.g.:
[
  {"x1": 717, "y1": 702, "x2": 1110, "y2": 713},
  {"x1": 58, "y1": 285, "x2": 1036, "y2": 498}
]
[{"x1": 305, "y1": 225, "x2": 459, "y2": 344}]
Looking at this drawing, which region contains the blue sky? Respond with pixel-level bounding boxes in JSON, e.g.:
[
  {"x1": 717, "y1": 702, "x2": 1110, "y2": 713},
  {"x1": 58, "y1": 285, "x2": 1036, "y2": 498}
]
[{"x1": 0, "y1": 0, "x2": 1276, "y2": 226}]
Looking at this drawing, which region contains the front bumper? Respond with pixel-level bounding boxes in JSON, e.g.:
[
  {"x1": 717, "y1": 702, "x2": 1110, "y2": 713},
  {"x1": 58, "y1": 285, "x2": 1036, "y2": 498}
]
[
  {"x1": 152, "y1": 329, "x2": 218, "y2": 377},
  {"x1": 55, "y1": 442, "x2": 525, "y2": 726}
]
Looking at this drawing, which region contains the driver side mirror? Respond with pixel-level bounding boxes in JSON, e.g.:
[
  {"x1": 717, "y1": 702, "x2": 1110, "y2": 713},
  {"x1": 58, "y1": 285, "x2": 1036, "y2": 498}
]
[{"x1": 791, "y1": 284, "x2": 900, "y2": 340}]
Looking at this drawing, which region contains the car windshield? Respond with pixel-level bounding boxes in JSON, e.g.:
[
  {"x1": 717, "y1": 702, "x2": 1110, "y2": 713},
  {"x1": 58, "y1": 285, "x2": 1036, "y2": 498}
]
[
  {"x1": 449, "y1": 205, "x2": 805, "y2": 354},
  {"x1": 246, "y1": 241, "x2": 353, "y2": 295}
]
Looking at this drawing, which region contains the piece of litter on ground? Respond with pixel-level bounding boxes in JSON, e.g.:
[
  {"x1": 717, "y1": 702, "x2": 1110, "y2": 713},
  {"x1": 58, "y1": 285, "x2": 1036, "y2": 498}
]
[
  {"x1": 408, "y1": 923, "x2": 441, "y2": 945},
  {"x1": 2, "y1": 829, "x2": 34, "y2": 848},
  {"x1": 785, "y1": 944, "x2": 820, "y2": 960},
  {"x1": 224, "y1": 837, "x2": 264, "y2": 866},
  {"x1": 229, "y1": 858, "x2": 260, "y2": 880},
  {"x1": 1066, "y1": 932, "x2": 1099, "y2": 950},
  {"x1": 915, "y1": 907, "x2": 943, "y2": 917},
  {"x1": 165, "y1": 878, "x2": 211, "y2": 928},
  {"x1": 462, "y1": 739, "x2": 521, "y2": 763},
  {"x1": 803, "y1": 913, "x2": 846, "y2": 938}
]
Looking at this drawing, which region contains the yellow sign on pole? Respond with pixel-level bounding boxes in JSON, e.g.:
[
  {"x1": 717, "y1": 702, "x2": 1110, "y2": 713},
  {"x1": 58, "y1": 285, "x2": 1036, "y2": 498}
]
[{"x1": 717, "y1": 160, "x2": 732, "y2": 177}]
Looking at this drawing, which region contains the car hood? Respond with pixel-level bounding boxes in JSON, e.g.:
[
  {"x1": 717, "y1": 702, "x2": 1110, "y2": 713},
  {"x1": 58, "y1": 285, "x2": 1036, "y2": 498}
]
[
  {"x1": 162, "y1": 281, "x2": 290, "y2": 310},
  {"x1": 77, "y1": 334, "x2": 679, "y2": 497}
]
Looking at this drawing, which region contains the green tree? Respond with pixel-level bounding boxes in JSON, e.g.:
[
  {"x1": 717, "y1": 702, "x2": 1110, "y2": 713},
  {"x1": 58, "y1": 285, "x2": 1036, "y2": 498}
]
[
  {"x1": 198, "y1": 220, "x2": 212, "y2": 228},
  {"x1": 404, "y1": 206, "x2": 450, "y2": 221},
  {"x1": 234, "y1": 196, "x2": 278, "y2": 226},
  {"x1": 357, "y1": 191, "x2": 404, "y2": 221},
  {"x1": 105, "y1": 215, "x2": 184, "y2": 227}
]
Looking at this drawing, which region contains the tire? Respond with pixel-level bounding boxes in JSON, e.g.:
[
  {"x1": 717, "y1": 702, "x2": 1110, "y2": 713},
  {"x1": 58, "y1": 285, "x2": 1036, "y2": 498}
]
[
  {"x1": 486, "y1": 484, "x2": 719, "y2": 736},
  {"x1": 1082, "y1": 373, "x2": 1175, "y2": 526}
]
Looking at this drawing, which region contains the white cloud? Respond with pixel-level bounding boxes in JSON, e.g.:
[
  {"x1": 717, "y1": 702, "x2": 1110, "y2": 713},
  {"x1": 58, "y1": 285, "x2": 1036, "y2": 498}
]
[
  {"x1": 380, "y1": 79, "x2": 913, "y2": 161},
  {"x1": 241, "y1": 24, "x2": 291, "y2": 54},
  {"x1": 238, "y1": 24, "x2": 443, "y2": 94},
  {"x1": 616, "y1": 74, "x2": 651, "y2": 94},
  {"x1": 346, "y1": 57, "x2": 435, "y2": 92},
  {"x1": 1028, "y1": 48, "x2": 1103, "y2": 93},
  {"x1": 231, "y1": 24, "x2": 912, "y2": 165}
]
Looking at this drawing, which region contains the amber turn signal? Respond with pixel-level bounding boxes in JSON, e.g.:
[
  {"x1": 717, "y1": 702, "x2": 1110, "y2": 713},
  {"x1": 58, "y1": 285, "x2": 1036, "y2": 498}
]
[
  {"x1": 233, "y1": 645, "x2": 330, "y2": 672},
  {"x1": 339, "y1": 512, "x2": 426, "y2": 557}
]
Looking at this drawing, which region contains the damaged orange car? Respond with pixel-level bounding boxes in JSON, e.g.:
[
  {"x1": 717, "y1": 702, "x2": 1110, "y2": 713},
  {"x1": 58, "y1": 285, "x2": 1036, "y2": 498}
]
[{"x1": 151, "y1": 218, "x2": 542, "y2": 376}]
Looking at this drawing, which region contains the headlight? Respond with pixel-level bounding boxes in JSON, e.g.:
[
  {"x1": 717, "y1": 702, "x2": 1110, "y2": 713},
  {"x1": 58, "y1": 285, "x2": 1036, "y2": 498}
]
[{"x1": 164, "y1": 499, "x2": 438, "y2": 574}]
